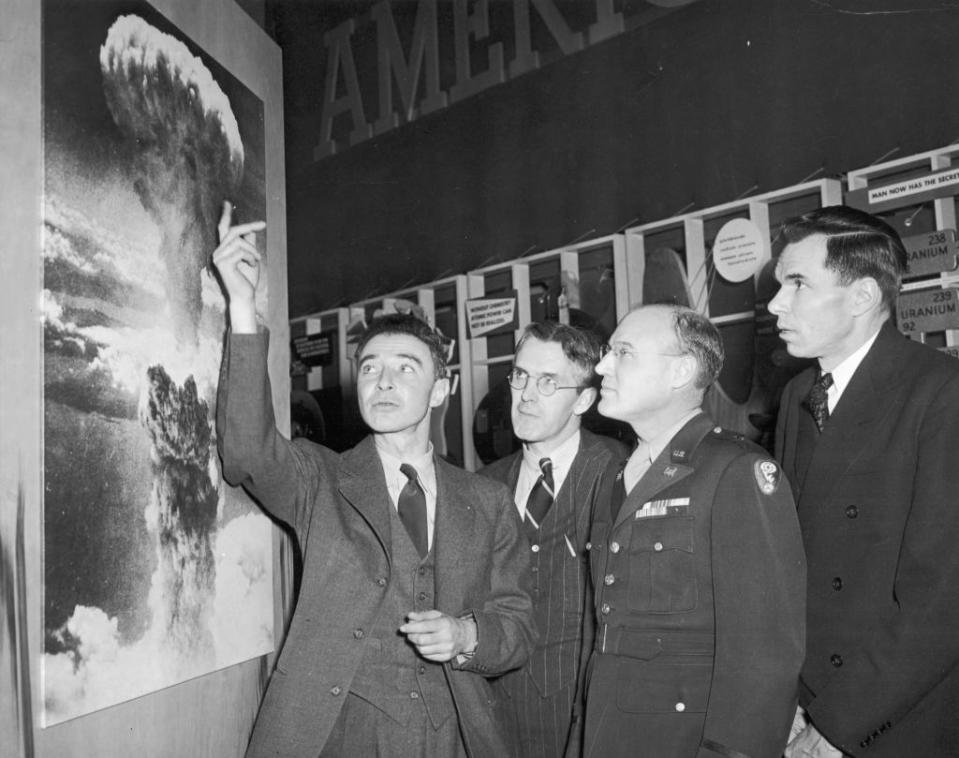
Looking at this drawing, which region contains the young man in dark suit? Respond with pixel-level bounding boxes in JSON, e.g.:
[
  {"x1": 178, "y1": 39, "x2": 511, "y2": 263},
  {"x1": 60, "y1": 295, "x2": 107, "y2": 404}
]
[
  {"x1": 212, "y1": 204, "x2": 535, "y2": 758},
  {"x1": 585, "y1": 304, "x2": 806, "y2": 758},
  {"x1": 480, "y1": 322, "x2": 626, "y2": 758},
  {"x1": 772, "y1": 205, "x2": 959, "y2": 757}
]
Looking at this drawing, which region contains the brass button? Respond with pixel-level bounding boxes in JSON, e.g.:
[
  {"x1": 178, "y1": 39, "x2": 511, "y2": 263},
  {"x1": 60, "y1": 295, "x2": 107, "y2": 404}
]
[
  {"x1": 604, "y1": 574, "x2": 615, "y2": 586},
  {"x1": 410, "y1": 691, "x2": 419, "y2": 699},
  {"x1": 353, "y1": 628, "x2": 364, "y2": 639},
  {"x1": 610, "y1": 541, "x2": 620, "y2": 553},
  {"x1": 653, "y1": 542, "x2": 664, "y2": 552},
  {"x1": 675, "y1": 702, "x2": 686, "y2": 712},
  {"x1": 601, "y1": 603, "x2": 611, "y2": 615},
  {"x1": 531, "y1": 544, "x2": 540, "y2": 553}
]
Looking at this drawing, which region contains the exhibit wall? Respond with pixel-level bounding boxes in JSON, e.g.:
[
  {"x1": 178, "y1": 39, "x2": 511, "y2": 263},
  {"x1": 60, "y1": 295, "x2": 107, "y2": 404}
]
[{"x1": 273, "y1": 0, "x2": 959, "y2": 317}]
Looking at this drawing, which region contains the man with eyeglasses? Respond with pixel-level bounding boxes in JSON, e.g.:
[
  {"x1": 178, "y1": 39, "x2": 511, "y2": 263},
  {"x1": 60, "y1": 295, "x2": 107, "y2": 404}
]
[
  {"x1": 480, "y1": 321, "x2": 626, "y2": 758},
  {"x1": 583, "y1": 304, "x2": 806, "y2": 758}
]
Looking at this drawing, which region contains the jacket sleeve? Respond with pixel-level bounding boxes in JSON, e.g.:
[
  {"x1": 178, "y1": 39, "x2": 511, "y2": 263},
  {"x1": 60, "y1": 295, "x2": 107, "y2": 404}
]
[
  {"x1": 215, "y1": 330, "x2": 326, "y2": 535},
  {"x1": 454, "y1": 486, "x2": 537, "y2": 678},
  {"x1": 698, "y1": 451, "x2": 806, "y2": 758}
]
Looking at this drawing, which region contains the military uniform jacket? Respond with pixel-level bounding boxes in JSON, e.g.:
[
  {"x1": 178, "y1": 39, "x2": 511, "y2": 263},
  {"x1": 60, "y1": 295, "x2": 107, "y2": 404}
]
[
  {"x1": 480, "y1": 430, "x2": 626, "y2": 752},
  {"x1": 215, "y1": 332, "x2": 536, "y2": 758},
  {"x1": 590, "y1": 413, "x2": 806, "y2": 758},
  {"x1": 776, "y1": 323, "x2": 959, "y2": 757}
]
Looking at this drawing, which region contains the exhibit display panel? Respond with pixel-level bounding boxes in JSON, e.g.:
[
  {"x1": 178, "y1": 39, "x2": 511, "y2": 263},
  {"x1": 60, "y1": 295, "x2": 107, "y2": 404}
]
[
  {"x1": 624, "y1": 179, "x2": 842, "y2": 444},
  {"x1": 846, "y1": 145, "x2": 959, "y2": 355},
  {"x1": 1, "y1": 0, "x2": 288, "y2": 755}
]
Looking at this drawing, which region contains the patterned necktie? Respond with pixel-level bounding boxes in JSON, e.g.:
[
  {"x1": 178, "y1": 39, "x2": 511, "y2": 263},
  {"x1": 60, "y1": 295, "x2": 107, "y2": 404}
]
[
  {"x1": 805, "y1": 371, "x2": 834, "y2": 432},
  {"x1": 398, "y1": 463, "x2": 428, "y2": 557},
  {"x1": 524, "y1": 458, "x2": 554, "y2": 529}
]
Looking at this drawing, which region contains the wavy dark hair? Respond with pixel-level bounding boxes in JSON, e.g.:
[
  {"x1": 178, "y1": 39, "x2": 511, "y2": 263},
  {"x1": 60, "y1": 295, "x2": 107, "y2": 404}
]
[
  {"x1": 779, "y1": 205, "x2": 907, "y2": 315},
  {"x1": 515, "y1": 321, "x2": 603, "y2": 387},
  {"x1": 354, "y1": 313, "x2": 449, "y2": 380}
]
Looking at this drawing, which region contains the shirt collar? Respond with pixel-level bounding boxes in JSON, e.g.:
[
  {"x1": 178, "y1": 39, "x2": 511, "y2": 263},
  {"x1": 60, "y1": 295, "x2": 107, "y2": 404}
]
[
  {"x1": 644, "y1": 408, "x2": 702, "y2": 464},
  {"x1": 824, "y1": 328, "x2": 881, "y2": 405},
  {"x1": 377, "y1": 442, "x2": 437, "y2": 499},
  {"x1": 521, "y1": 429, "x2": 581, "y2": 483}
]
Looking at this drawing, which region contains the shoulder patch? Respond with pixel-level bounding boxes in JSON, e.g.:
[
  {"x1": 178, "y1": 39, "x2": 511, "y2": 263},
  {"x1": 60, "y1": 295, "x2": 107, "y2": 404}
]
[{"x1": 753, "y1": 459, "x2": 781, "y2": 495}]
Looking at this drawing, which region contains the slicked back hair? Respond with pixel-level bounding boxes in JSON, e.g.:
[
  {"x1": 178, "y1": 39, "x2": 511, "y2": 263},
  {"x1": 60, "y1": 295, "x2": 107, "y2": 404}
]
[
  {"x1": 354, "y1": 313, "x2": 448, "y2": 380},
  {"x1": 515, "y1": 321, "x2": 603, "y2": 387},
  {"x1": 660, "y1": 305, "x2": 724, "y2": 390},
  {"x1": 779, "y1": 205, "x2": 907, "y2": 315}
]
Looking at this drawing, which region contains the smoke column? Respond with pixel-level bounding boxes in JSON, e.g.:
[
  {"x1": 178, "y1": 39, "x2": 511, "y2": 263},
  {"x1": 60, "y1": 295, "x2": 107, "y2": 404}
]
[
  {"x1": 142, "y1": 365, "x2": 218, "y2": 665},
  {"x1": 99, "y1": 14, "x2": 244, "y2": 347}
]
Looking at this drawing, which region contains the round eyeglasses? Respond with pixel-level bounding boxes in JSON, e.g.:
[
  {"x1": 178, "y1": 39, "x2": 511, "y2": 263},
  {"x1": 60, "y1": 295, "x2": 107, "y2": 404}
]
[{"x1": 507, "y1": 368, "x2": 585, "y2": 396}]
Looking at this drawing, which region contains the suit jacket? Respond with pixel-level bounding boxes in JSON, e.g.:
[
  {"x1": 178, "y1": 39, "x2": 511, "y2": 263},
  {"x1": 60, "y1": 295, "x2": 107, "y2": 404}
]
[
  {"x1": 588, "y1": 413, "x2": 806, "y2": 758},
  {"x1": 776, "y1": 322, "x2": 959, "y2": 757},
  {"x1": 216, "y1": 332, "x2": 536, "y2": 758},
  {"x1": 480, "y1": 430, "x2": 626, "y2": 754}
]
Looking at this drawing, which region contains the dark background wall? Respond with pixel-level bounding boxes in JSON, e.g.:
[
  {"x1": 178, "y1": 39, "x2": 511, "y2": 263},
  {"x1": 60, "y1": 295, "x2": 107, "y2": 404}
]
[{"x1": 268, "y1": 0, "x2": 959, "y2": 318}]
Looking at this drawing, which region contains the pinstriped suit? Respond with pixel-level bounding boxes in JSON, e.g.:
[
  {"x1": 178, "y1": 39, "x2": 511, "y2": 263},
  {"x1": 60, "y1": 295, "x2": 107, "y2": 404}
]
[{"x1": 481, "y1": 430, "x2": 627, "y2": 758}]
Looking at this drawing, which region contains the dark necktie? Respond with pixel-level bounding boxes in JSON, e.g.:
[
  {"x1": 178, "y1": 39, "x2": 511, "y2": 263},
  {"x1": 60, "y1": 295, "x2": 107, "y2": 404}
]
[
  {"x1": 524, "y1": 458, "x2": 554, "y2": 529},
  {"x1": 398, "y1": 463, "x2": 428, "y2": 557},
  {"x1": 610, "y1": 464, "x2": 628, "y2": 521},
  {"x1": 805, "y1": 371, "x2": 834, "y2": 432}
]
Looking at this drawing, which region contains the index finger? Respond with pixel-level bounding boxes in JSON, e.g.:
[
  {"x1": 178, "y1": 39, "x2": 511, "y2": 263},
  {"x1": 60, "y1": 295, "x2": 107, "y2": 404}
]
[
  {"x1": 231, "y1": 220, "x2": 267, "y2": 239},
  {"x1": 217, "y1": 200, "x2": 233, "y2": 243}
]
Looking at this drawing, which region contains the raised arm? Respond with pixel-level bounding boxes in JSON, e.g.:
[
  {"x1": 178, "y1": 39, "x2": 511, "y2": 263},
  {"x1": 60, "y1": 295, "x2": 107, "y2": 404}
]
[{"x1": 211, "y1": 200, "x2": 265, "y2": 335}]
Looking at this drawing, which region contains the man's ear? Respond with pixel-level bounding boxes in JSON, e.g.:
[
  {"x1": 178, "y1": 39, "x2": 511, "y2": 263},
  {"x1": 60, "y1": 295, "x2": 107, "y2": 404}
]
[
  {"x1": 572, "y1": 386, "x2": 597, "y2": 416},
  {"x1": 429, "y1": 376, "x2": 451, "y2": 408},
  {"x1": 851, "y1": 276, "x2": 883, "y2": 316},
  {"x1": 670, "y1": 354, "x2": 698, "y2": 391}
]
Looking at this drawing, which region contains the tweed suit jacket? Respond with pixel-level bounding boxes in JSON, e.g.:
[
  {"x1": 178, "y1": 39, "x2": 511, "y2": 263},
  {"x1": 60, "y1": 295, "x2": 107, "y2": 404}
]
[
  {"x1": 480, "y1": 430, "x2": 626, "y2": 753},
  {"x1": 776, "y1": 322, "x2": 959, "y2": 757},
  {"x1": 216, "y1": 332, "x2": 536, "y2": 758}
]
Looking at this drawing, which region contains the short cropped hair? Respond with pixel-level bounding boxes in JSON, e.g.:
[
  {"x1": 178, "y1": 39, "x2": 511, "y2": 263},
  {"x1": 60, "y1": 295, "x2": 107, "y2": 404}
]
[
  {"x1": 779, "y1": 205, "x2": 907, "y2": 315},
  {"x1": 667, "y1": 306, "x2": 724, "y2": 389},
  {"x1": 515, "y1": 321, "x2": 603, "y2": 387},
  {"x1": 354, "y1": 313, "x2": 449, "y2": 380}
]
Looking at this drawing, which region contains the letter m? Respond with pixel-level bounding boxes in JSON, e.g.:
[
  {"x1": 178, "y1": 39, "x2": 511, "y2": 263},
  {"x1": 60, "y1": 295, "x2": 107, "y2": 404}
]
[{"x1": 372, "y1": 0, "x2": 448, "y2": 136}]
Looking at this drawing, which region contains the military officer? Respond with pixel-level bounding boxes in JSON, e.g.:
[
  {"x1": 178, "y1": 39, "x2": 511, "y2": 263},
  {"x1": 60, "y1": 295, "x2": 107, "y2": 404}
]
[{"x1": 583, "y1": 304, "x2": 806, "y2": 758}]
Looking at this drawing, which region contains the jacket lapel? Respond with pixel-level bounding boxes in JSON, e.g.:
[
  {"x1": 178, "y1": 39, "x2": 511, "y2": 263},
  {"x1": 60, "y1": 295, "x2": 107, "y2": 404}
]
[
  {"x1": 799, "y1": 324, "x2": 908, "y2": 509},
  {"x1": 337, "y1": 436, "x2": 393, "y2": 561},
  {"x1": 613, "y1": 414, "x2": 711, "y2": 530}
]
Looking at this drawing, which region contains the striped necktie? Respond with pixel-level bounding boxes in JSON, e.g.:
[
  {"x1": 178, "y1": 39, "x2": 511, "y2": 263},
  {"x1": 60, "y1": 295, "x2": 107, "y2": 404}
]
[{"x1": 524, "y1": 458, "x2": 554, "y2": 529}]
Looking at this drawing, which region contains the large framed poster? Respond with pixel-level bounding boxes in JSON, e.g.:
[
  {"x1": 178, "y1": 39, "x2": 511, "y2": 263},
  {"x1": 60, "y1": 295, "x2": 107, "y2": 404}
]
[{"x1": 1, "y1": 0, "x2": 288, "y2": 755}]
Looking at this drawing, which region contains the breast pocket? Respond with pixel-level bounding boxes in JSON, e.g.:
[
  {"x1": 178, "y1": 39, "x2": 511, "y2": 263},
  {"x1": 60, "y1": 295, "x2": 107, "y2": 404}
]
[{"x1": 626, "y1": 516, "x2": 697, "y2": 613}]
